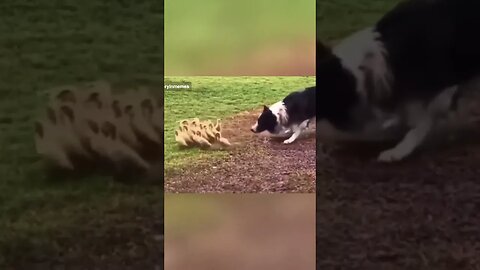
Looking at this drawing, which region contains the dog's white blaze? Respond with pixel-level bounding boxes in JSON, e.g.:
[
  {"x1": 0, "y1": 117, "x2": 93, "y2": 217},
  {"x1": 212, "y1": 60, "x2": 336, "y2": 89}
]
[
  {"x1": 269, "y1": 101, "x2": 289, "y2": 126},
  {"x1": 333, "y1": 27, "x2": 393, "y2": 103}
]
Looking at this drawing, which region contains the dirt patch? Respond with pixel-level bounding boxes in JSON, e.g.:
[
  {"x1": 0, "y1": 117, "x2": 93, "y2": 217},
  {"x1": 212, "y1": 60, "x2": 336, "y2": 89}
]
[
  {"x1": 317, "y1": 93, "x2": 480, "y2": 269},
  {"x1": 165, "y1": 109, "x2": 316, "y2": 193}
]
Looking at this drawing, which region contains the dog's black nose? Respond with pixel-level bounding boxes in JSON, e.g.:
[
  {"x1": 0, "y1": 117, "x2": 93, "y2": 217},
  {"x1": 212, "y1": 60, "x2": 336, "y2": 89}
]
[{"x1": 250, "y1": 128, "x2": 255, "y2": 133}]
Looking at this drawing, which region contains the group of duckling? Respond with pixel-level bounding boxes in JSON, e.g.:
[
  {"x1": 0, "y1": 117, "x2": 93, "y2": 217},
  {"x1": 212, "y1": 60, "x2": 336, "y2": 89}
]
[
  {"x1": 34, "y1": 80, "x2": 163, "y2": 179},
  {"x1": 175, "y1": 118, "x2": 232, "y2": 149}
]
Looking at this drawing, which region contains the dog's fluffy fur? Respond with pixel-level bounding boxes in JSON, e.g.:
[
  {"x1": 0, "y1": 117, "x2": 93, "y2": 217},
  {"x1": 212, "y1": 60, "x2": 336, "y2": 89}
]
[
  {"x1": 317, "y1": 0, "x2": 480, "y2": 162},
  {"x1": 251, "y1": 86, "x2": 316, "y2": 144}
]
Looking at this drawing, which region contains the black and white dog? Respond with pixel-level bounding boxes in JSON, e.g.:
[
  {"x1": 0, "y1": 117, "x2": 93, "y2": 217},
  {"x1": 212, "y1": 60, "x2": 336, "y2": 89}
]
[
  {"x1": 250, "y1": 86, "x2": 316, "y2": 144},
  {"x1": 316, "y1": 0, "x2": 480, "y2": 162}
]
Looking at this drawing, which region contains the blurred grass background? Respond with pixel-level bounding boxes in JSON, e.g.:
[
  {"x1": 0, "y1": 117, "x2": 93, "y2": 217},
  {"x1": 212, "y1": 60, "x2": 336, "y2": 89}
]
[
  {"x1": 0, "y1": 1, "x2": 163, "y2": 268},
  {"x1": 165, "y1": 0, "x2": 315, "y2": 75},
  {"x1": 317, "y1": 0, "x2": 400, "y2": 43}
]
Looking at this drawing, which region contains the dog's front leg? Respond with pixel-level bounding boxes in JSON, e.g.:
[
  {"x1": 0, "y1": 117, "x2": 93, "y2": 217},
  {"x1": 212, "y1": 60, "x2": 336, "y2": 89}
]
[
  {"x1": 283, "y1": 120, "x2": 309, "y2": 144},
  {"x1": 378, "y1": 115, "x2": 432, "y2": 162},
  {"x1": 378, "y1": 86, "x2": 458, "y2": 162},
  {"x1": 377, "y1": 102, "x2": 433, "y2": 162}
]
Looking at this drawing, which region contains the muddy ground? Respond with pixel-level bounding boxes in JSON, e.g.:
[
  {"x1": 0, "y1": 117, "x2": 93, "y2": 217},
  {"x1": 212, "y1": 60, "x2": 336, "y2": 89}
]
[
  {"x1": 317, "y1": 91, "x2": 480, "y2": 269},
  {"x1": 164, "y1": 109, "x2": 316, "y2": 193}
]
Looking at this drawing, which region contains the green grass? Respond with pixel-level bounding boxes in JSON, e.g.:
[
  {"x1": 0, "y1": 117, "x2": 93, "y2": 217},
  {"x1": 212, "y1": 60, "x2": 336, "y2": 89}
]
[
  {"x1": 164, "y1": 76, "x2": 316, "y2": 170},
  {"x1": 317, "y1": 0, "x2": 400, "y2": 43},
  {"x1": 165, "y1": 0, "x2": 315, "y2": 75},
  {"x1": 0, "y1": 1, "x2": 163, "y2": 267}
]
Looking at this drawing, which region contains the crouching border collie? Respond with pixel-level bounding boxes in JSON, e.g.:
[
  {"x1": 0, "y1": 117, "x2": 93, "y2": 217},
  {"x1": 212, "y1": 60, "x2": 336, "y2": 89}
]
[
  {"x1": 251, "y1": 86, "x2": 316, "y2": 144},
  {"x1": 315, "y1": 0, "x2": 480, "y2": 162}
]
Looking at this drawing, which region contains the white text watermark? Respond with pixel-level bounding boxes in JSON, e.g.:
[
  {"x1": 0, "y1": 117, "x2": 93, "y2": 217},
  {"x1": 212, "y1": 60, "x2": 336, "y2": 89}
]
[{"x1": 164, "y1": 81, "x2": 192, "y2": 90}]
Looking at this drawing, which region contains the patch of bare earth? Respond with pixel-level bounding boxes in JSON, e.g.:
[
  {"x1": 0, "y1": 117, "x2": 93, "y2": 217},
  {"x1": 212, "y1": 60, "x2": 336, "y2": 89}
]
[
  {"x1": 165, "y1": 109, "x2": 316, "y2": 193},
  {"x1": 317, "y1": 93, "x2": 480, "y2": 269}
]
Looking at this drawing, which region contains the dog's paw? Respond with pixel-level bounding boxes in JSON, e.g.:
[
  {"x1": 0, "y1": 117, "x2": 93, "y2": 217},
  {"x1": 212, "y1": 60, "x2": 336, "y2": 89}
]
[
  {"x1": 382, "y1": 118, "x2": 399, "y2": 129},
  {"x1": 283, "y1": 138, "x2": 295, "y2": 144},
  {"x1": 377, "y1": 148, "x2": 407, "y2": 163}
]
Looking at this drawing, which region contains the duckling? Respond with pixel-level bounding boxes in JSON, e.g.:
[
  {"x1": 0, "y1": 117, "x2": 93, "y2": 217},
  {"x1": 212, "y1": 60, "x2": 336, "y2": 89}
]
[
  {"x1": 34, "y1": 104, "x2": 91, "y2": 170},
  {"x1": 175, "y1": 129, "x2": 189, "y2": 147},
  {"x1": 214, "y1": 118, "x2": 222, "y2": 133},
  {"x1": 198, "y1": 123, "x2": 210, "y2": 139},
  {"x1": 48, "y1": 85, "x2": 78, "y2": 104},
  {"x1": 192, "y1": 130, "x2": 212, "y2": 148},
  {"x1": 180, "y1": 119, "x2": 190, "y2": 126},
  {"x1": 125, "y1": 103, "x2": 161, "y2": 146},
  {"x1": 180, "y1": 125, "x2": 195, "y2": 145},
  {"x1": 204, "y1": 119, "x2": 214, "y2": 127},
  {"x1": 110, "y1": 105, "x2": 142, "y2": 151},
  {"x1": 88, "y1": 120, "x2": 150, "y2": 171},
  {"x1": 214, "y1": 131, "x2": 232, "y2": 147},
  {"x1": 191, "y1": 118, "x2": 200, "y2": 128},
  {"x1": 184, "y1": 125, "x2": 200, "y2": 137},
  {"x1": 34, "y1": 120, "x2": 74, "y2": 170},
  {"x1": 204, "y1": 122, "x2": 217, "y2": 142},
  {"x1": 53, "y1": 88, "x2": 77, "y2": 104},
  {"x1": 139, "y1": 95, "x2": 163, "y2": 140},
  {"x1": 55, "y1": 104, "x2": 95, "y2": 160},
  {"x1": 79, "y1": 80, "x2": 113, "y2": 110}
]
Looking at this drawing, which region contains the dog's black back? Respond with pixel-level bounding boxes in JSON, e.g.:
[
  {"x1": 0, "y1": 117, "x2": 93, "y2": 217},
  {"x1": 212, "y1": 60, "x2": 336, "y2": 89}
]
[
  {"x1": 316, "y1": 0, "x2": 480, "y2": 132},
  {"x1": 283, "y1": 86, "x2": 316, "y2": 125},
  {"x1": 376, "y1": 0, "x2": 480, "y2": 103}
]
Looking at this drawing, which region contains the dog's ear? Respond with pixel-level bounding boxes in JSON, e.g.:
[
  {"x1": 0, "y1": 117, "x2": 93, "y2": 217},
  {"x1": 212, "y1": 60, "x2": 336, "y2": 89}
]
[{"x1": 263, "y1": 105, "x2": 269, "y2": 112}]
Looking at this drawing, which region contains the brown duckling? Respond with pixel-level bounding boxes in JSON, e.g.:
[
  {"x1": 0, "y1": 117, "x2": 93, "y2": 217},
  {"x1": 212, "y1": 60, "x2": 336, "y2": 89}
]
[
  {"x1": 204, "y1": 122, "x2": 217, "y2": 142},
  {"x1": 214, "y1": 131, "x2": 232, "y2": 147},
  {"x1": 214, "y1": 118, "x2": 222, "y2": 133},
  {"x1": 88, "y1": 120, "x2": 150, "y2": 171},
  {"x1": 175, "y1": 128, "x2": 191, "y2": 147},
  {"x1": 138, "y1": 94, "x2": 163, "y2": 140},
  {"x1": 108, "y1": 98, "x2": 142, "y2": 151},
  {"x1": 198, "y1": 123, "x2": 210, "y2": 140},
  {"x1": 180, "y1": 125, "x2": 195, "y2": 145},
  {"x1": 48, "y1": 85, "x2": 79, "y2": 104},
  {"x1": 34, "y1": 120, "x2": 75, "y2": 170},
  {"x1": 192, "y1": 130, "x2": 212, "y2": 148},
  {"x1": 79, "y1": 80, "x2": 113, "y2": 110},
  {"x1": 190, "y1": 118, "x2": 200, "y2": 128}
]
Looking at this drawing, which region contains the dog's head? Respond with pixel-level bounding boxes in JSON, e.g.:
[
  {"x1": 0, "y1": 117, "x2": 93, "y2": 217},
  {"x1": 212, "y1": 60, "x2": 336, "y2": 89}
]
[
  {"x1": 250, "y1": 105, "x2": 281, "y2": 134},
  {"x1": 315, "y1": 40, "x2": 363, "y2": 131}
]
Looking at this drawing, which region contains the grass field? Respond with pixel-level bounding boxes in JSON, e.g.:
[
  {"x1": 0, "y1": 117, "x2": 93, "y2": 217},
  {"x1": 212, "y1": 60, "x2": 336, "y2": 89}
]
[
  {"x1": 0, "y1": 1, "x2": 163, "y2": 267},
  {"x1": 165, "y1": 0, "x2": 315, "y2": 75},
  {"x1": 317, "y1": 0, "x2": 399, "y2": 42},
  {"x1": 164, "y1": 76, "x2": 316, "y2": 170}
]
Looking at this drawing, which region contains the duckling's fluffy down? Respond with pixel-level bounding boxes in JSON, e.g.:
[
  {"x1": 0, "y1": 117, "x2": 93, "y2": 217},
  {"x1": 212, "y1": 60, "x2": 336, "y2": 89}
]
[
  {"x1": 34, "y1": 81, "x2": 164, "y2": 180},
  {"x1": 174, "y1": 118, "x2": 231, "y2": 150}
]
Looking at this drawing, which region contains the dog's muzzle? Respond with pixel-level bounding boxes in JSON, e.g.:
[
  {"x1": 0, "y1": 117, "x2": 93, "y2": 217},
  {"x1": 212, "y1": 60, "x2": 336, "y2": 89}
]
[{"x1": 250, "y1": 123, "x2": 258, "y2": 133}]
